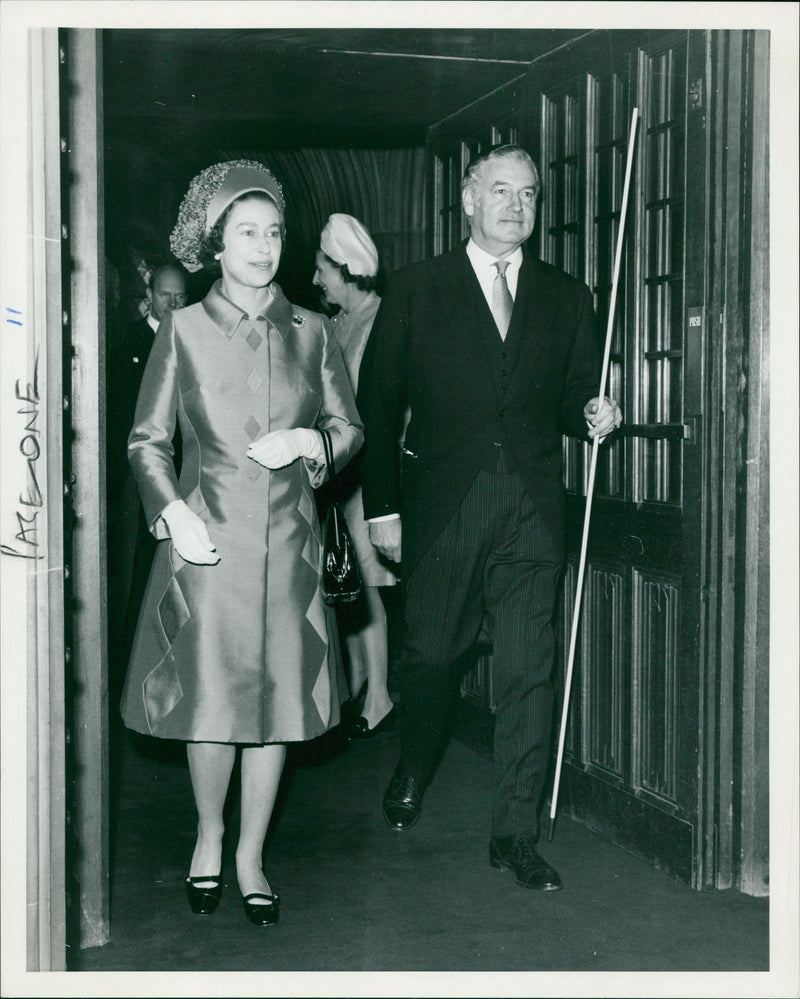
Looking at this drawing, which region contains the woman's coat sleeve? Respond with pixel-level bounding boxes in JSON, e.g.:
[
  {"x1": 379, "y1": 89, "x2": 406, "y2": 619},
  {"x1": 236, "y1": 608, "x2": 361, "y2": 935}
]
[
  {"x1": 127, "y1": 313, "x2": 182, "y2": 538},
  {"x1": 304, "y1": 317, "x2": 364, "y2": 489}
]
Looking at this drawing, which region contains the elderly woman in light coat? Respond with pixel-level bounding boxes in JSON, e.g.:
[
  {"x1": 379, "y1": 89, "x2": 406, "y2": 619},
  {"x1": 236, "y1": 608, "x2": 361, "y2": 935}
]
[{"x1": 120, "y1": 161, "x2": 363, "y2": 926}]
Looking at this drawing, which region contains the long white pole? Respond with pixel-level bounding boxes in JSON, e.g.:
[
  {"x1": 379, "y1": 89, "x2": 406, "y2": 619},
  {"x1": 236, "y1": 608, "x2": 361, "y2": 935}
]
[{"x1": 548, "y1": 107, "x2": 639, "y2": 840}]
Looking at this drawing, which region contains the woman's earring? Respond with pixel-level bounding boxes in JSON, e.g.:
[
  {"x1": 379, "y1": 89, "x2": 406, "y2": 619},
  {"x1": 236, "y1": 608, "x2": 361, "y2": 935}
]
[{"x1": 214, "y1": 253, "x2": 221, "y2": 260}]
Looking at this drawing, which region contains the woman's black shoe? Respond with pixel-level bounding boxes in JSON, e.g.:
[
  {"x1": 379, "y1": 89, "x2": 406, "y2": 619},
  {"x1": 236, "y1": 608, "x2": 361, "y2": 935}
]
[
  {"x1": 348, "y1": 707, "x2": 396, "y2": 741},
  {"x1": 242, "y1": 891, "x2": 281, "y2": 926},
  {"x1": 185, "y1": 873, "x2": 223, "y2": 915}
]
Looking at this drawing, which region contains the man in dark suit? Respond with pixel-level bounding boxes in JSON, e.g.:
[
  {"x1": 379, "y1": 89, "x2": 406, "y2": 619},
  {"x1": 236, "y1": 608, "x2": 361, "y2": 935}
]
[
  {"x1": 113, "y1": 264, "x2": 189, "y2": 442},
  {"x1": 357, "y1": 145, "x2": 621, "y2": 891},
  {"x1": 107, "y1": 264, "x2": 188, "y2": 675}
]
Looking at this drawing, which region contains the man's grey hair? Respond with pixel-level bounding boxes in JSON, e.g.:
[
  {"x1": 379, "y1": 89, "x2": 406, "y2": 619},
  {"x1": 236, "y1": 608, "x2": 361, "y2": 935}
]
[{"x1": 461, "y1": 145, "x2": 542, "y2": 200}]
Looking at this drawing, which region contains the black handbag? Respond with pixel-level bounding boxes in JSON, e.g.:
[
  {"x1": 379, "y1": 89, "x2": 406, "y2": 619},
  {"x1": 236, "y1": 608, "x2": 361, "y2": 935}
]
[{"x1": 319, "y1": 428, "x2": 362, "y2": 605}]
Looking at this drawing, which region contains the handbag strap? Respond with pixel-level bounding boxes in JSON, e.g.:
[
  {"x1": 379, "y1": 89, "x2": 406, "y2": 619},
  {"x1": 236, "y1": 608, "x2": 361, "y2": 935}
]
[{"x1": 320, "y1": 427, "x2": 336, "y2": 479}]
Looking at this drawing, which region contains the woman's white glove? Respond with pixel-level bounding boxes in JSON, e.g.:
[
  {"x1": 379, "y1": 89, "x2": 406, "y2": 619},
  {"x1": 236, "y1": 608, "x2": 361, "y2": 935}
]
[
  {"x1": 161, "y1": 500, "x2": 220, "y2": 565},
  {"x1": 247, "y1": 428, "x2": 323, "y2": 469}
]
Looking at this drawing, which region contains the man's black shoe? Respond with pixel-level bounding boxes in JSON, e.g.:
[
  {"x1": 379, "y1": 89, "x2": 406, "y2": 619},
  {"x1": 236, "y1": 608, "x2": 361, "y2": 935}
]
[
  {"x1": 489, "y1": 835, "x2": 563, "y2": 891},
  {"x1": 382, "y1": 763, "x2": 423, "y2": 830}
]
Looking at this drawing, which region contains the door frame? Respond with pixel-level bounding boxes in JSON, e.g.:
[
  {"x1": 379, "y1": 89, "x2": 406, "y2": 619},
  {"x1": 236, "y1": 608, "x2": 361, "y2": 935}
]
[
  {"x1": 1, "y1": 26, "x2": 68, "y2": 971},
  {"x1": 65, "y1": 26, "x2": 110, "y2": 947},
  {"x1": 700, "y1": 28, "x2": 770, "y2": 894},
  {"x1": 1, "y1": 26, "x2": 110, "y2": 971}
]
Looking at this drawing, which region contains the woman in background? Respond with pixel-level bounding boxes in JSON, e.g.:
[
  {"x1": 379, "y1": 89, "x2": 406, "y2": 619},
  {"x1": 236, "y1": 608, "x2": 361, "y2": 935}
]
[
  {"x1": 313, "y1": 214, "x2": 400, "y2": 738},
  {"x1": 120, "y1": 162, "x2": 363, "y2": 926}
]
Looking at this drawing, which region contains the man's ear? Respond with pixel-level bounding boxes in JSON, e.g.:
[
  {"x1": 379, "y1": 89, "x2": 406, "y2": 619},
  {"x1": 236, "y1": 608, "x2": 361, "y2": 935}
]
[
  {"x1": 462, "y1": 185, "x2": 475, "y2": 219},
  {"x1": 145, "y1": 286, "x2": 153, "y2": 306}
]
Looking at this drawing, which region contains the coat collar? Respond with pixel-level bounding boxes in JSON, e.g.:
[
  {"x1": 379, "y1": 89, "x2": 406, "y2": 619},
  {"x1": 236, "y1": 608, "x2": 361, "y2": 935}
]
[
  {"x1": 435, "y1": 241, "x2": 489, "y2": 351},
  {"x1": 434, "y1": 241, "x2": 560, "y2": 408},
  {"x1": 202, "y1": 279, "x2": 295, "y2": 341},
  {"x1": 432, "y1": 243, "x2": 508, "y2": 404},
  {"x1": 502, "y1": 249, "x2": 560, "y2": 407}
]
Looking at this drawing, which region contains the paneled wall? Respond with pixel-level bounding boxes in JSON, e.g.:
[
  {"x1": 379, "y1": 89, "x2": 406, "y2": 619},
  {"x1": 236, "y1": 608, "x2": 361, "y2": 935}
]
[
  {"x1": 249, "y1": 146, "x2": 426, "y2": 303},
  {"x1": 262, "y1": 148, "x2": 426, "y2": 269}
]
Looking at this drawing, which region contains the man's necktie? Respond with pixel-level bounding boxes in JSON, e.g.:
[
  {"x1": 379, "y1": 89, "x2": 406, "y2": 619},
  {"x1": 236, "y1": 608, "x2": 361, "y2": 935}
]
[{"x1": 492, "y1": 259, "x2": 513, "y2": 340}]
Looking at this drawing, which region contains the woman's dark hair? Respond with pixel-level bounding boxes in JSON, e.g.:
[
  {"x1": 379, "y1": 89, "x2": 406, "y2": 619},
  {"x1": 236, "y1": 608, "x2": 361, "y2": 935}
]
[
  {"x1": 319, "y1": 251, "x2": 379, "y2": 293},
  {"x1": 198, "y1": 191, "x2": 286, "y2": 273}
]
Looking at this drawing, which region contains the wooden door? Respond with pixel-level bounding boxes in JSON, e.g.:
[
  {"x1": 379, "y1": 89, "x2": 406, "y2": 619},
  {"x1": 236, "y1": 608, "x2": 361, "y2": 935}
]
[
  {"x1": 532, "y1": 30, "x2": 704, "y2": 887},
  {"x1": 428, "y1": 29, "x2": 768, "y2": 891}
]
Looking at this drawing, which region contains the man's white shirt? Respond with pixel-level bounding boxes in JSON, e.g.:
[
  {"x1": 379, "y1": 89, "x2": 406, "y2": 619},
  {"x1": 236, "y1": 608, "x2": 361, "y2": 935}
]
[{"x1": 465, "y1": 239, "x2": 522, "y2": 308}]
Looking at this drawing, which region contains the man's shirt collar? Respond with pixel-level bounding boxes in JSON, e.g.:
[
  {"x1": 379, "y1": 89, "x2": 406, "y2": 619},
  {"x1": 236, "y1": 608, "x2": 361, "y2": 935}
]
[{"x1": 466, "y1": 239, "x2": 523, "y2": 272}]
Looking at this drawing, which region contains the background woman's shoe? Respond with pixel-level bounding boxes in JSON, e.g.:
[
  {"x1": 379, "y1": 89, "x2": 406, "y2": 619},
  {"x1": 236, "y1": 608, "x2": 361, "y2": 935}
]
[
  {"x1": 241, "y1": 891, "x2": 281, "y2": 926},
  {"x1": 348, "y1": 706, "x2": 396, "y2": 741},
  {"x1": 185, "y1": 873, "x2": 223, "y2": 914},
  {"x1": 340, "y1": 680, "x2": 368, "y2": 724}
]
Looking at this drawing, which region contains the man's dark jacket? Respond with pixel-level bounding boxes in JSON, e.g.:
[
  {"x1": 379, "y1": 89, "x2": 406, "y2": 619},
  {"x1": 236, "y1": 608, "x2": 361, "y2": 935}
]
[
  {"x1": 108, "y1": 317, "x2": 155, "y2": 492},
  {"x1": 357, "y1": 241, "x2": 600, "y2": 577}
]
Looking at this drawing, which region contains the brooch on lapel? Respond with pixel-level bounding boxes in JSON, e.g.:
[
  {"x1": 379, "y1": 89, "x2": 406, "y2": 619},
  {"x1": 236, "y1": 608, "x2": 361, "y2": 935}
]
[{"x1": 291, "y1": 314, "x2": 305, "y2": 328}]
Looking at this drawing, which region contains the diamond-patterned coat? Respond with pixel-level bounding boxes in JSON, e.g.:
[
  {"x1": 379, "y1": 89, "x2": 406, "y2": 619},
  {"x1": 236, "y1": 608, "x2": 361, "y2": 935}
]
[{"x1": 120, "y1": 280, "x2": 364, "y2": 743}]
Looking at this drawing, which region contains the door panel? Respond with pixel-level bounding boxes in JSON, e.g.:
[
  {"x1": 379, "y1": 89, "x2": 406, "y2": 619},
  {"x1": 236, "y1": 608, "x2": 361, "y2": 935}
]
[{"x1": 556, "y1": 35, "x2": 698, "y2": 876}]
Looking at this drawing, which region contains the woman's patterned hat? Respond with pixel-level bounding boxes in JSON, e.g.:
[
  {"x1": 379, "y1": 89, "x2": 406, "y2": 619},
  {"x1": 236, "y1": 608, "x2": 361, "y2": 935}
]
[{"x1": 170, "y1": 160, "x2": 285, "y2": 272}]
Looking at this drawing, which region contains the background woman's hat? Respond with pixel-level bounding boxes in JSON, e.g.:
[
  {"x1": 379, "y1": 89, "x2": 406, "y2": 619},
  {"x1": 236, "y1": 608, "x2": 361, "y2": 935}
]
[{"x1": 320, "y1": 213, "x2": 379, "y2": 277}]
